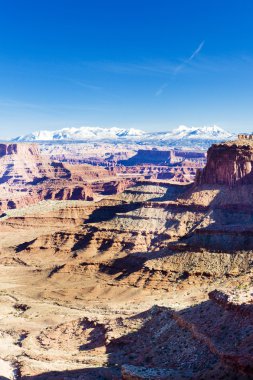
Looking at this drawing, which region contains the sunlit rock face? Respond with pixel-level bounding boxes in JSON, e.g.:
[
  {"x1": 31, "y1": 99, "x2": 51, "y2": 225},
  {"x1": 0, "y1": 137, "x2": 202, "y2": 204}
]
[
  {"x1": 0, "y1": 143, "x2": 67, "y2": 184},
  {"x1": 196, "y1": 141, "x2": 253, "y2": 186},
  {"x1": 0, "y1": 143, "x2": 94, "y2": 211}
]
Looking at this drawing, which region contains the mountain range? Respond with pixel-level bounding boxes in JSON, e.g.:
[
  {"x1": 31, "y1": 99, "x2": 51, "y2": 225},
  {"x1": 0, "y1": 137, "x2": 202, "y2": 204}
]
[{"x1": 13, "y1": 125, "x2": 235, "y2": 147}]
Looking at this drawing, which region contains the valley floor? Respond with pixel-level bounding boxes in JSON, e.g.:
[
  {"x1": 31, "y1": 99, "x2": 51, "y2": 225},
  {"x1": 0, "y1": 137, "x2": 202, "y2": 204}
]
[{"x1": 0, "y1": 261, "x2": 252, "y2": 379}]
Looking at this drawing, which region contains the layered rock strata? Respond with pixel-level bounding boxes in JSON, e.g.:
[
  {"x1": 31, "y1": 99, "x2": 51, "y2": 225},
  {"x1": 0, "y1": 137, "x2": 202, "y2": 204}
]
[
  {"x1": 196, "y1": 140, "x2": 253, "y2": 186},
  {"x1": 0, "y1": 143, "x2": 138, "y2": 212}
]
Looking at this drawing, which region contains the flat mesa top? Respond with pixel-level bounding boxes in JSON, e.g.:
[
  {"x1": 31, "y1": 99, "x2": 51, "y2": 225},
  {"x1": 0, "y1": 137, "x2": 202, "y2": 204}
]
[
  {"x1": 233, "y1": 134, "x2": 253, "y2": 145},
  {"x1": 214, "y1": 139, "x2": 253, "y2": 148}
]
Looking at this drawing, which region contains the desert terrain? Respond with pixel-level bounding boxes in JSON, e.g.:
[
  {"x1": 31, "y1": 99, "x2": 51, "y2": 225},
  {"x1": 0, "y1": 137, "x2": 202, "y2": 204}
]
[{"x1": 0, "y1": 139, "x2": 253, "y2": 379}]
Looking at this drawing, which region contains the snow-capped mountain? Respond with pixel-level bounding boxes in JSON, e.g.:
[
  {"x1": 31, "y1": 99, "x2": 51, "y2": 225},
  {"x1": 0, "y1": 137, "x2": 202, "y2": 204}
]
[
  {"x1": 13, "y1": 126, "x2": 146, "y2": 142},
  {"x1": 13, "y1": 125, "x2": 235, "y2": 146},
  {"x1": 157, "y1": 125, "x2": 234, "y2": 141}
]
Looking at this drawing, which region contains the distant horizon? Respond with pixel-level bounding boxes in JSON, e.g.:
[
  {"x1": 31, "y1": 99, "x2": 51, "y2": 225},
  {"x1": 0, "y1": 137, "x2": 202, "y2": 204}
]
[
  {"x1": 0, "y1": 123, "x2": 239, "y2": 140},
  {"x1": 0, "y1": 124, "x2": 238, "y2": 148},
  {"x1": 1, "y1": 1, "x2": 253, "y2": 137}
]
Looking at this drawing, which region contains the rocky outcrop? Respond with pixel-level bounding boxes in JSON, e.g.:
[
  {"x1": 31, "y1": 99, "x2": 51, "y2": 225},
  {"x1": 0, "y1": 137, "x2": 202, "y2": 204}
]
[
  {"x1": 196, "y1": 141, "x2": 253, "y2": 186},
  {"x1": 0, "y1": 142, "x2": 47, "y2": 157},
  {"x1": 181, "y1": 140, "x2": 253, "y2": 250},
  {"x1": 91, "y1": 179, "x2": 135, "y2": 195},
  {"x1": 0, "y1": 184, "x2": 94, "y2": 213},
  {"x1": 0, "y1": 143, "x2": 71, "y2": 184},
  {"x1": 209, "y1": 290, "x2": 253, "y2": 316},
  {"x1": 172, "y1": 290, "x2": 253, "y2": 376},
  {"x1": 0, "y1": 143, "x2": 95, "y2": 211}
]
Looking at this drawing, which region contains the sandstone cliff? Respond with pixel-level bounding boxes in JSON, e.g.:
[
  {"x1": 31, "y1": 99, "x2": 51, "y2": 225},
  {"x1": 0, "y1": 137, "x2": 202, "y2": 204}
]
[
  {"x1": 0, "y1": 143, "x2": 95, "y2": 211},
  {"x1": 196, "y1": 140, "x2": 253, "y2": 186},
  {"x1": 0, "y1": 143, "x2": 70, "y2": 184}
]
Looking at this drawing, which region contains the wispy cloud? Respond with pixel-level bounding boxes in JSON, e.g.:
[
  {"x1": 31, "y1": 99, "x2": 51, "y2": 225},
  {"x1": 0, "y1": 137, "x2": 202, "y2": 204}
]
[
  {"x1": 154, "y1": 42, "x2": 205, "y2": 95},
  {"x1": 188, "y1": 40, "x2": 205, "y2": 61},
  {"x1": 155, "y1": 82, "x2": 168, "y2": 96},
  {"x1": 0, "y1": 99, "x2": 42, "y2": 109},
  {"x1": 82, "y1": 43, "x2": 205, "y2": 79},
  {"x1": 67, "y1": 79, "x2": 102, "y2": 91},
  {"x1": 0, "y1": 98, "x2": 107, "y2": 114},
  {"x1": 84, "y1": 61, "x2": 176, "y2": 76},
  {"x1": 174, "y1": 40, "x2": 205, "y2": 74}
]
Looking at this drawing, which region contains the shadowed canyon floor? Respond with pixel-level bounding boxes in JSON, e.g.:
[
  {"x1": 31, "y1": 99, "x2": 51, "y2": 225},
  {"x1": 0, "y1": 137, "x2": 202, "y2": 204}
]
[{"x1": 0, "y1": 140, "x2": 253, "y2": 379}]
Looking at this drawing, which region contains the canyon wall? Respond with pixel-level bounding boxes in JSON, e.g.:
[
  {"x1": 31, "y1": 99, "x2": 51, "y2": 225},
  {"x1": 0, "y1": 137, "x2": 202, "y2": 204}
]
[
  {"x1": 0, "y1": 143, "x2": 95, "y2": 211},
  {"x1": 196, "y1": 142, "x2": 253, "y2": 186},
  {"x1": 0, "y1": 143, "x2": 70, "y2": 184}
]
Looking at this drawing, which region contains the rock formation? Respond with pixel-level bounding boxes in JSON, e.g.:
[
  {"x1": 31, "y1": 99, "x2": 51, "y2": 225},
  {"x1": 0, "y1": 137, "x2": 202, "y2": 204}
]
[
  {"x1": 196, "y1": 140, "x2": 253, "y2": 185},
  {"x1": 0, "y1": 143, "x2": 68, "y2": 184},
  {"x1": 0, "y1": 143, "x2": 96, "y2": 212}
]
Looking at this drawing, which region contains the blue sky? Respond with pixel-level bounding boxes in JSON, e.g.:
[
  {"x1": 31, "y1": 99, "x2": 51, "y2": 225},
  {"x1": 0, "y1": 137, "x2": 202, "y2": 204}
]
[{"x1": 0, "y1": 0, "x2": 253, "y2": 137}]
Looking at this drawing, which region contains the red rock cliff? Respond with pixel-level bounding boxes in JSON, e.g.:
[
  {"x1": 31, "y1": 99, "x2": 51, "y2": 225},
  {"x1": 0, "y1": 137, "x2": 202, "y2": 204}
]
[
  {"x1": 0, "y1": 143, "x2": 40, "y2": 157},
  {"x1": 195, "y1": 141, "x2": 253, "y2": 186},
  {"x1": 0, "y1": 143, "x2": 94, "y2": 211},
  {"x1": 0, "y1": 143, "x2": 70, "y2": 184}
]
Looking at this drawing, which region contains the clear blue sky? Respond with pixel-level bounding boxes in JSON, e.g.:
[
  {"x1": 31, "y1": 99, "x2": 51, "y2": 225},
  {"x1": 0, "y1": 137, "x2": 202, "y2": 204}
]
[{"x1": 0, "y1": 0, "x2": 253, "y2": 138}]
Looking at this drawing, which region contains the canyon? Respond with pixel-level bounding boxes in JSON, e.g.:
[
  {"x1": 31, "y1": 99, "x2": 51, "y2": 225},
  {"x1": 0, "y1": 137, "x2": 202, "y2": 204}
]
[
  {"x1": 0, "y1": 138, "x2": 252, "y2": 379},
  {"x1": 0, "y1": 142, "x2": 204, "y2": 214}
]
